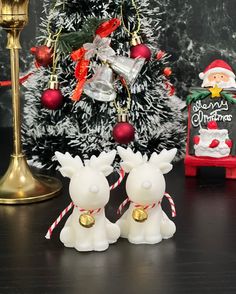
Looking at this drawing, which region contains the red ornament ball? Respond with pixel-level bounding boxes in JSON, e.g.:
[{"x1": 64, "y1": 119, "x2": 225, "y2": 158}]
[
  {"x1": 41, "y1": 89, "x2": 64, "y2": 110},
  {"x1": 113, "y1": 122, "x2": 135, "y2": 144},
  {"x1": 31, "y1": 45, "x2": 53, "y2": 67},
  {"x1": 130, "y1": 44, "x2": 152, "y2": 60},
  {"x1": 207, "y1": 120, "x2": 218, "y2": 129}
]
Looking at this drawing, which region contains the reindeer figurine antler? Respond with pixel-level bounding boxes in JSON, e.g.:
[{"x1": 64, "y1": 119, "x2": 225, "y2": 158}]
[
  {"x1": 53, "y1": 150, "x2": 120, "y2": 252},
  {"x1": 116, "y1": 147, "x2": 177, "y2": 245}
]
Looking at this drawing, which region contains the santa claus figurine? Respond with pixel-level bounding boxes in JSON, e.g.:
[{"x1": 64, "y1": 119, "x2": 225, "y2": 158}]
[{"x1": 199, "y1": 59, "x2": 236, "y2": 88}]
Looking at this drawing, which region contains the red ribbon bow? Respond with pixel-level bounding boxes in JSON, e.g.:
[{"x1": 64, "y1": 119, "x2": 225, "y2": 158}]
[
  {"x1": 95, "y1": 18, "x2": 121, "y2": 38},
  {"x1": 70, "y1": 47, "x2": 90, "y2": 101}
]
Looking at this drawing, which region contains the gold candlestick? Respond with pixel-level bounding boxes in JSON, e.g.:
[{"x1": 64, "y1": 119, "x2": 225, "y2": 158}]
[{"x1": 0, "y1": 0, "x2": 62, "y2": 204}]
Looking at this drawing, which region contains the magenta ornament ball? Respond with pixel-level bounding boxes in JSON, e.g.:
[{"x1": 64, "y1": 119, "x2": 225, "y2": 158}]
[
  {"x1": 41, "y1": 89, "x2": 64, "y2": 110},
  {"x1": 113, "y1": 122, "x2": 135, "y2": 144},
  {"x1": 130, "y1": 44, "x2": 152, "y2": 60}
]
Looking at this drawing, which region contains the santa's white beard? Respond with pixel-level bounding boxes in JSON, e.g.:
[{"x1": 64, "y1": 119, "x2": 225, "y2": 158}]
[{"x1": 201, "y1": 77, "x2": 236, "y2": 88}]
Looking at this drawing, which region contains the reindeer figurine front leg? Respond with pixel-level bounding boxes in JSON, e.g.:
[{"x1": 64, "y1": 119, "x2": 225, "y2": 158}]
[
  {"x1": 116, "y1": 147, "x2": 177, "y2": 245},
  {"x1": 55, "y1": 150, "x2": 120, "y2": 252}
]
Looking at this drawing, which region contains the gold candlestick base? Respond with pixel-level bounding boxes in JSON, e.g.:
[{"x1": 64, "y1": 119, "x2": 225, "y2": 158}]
[
  {"x1": 0, "y1": 155, "x2": 62, "y2": 204},
  {"x1": 0, "y1": 0, "x2": 62, "y2": 204}
]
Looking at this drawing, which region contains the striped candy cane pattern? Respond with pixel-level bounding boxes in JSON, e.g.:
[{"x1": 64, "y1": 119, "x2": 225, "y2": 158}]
[
  {"x1": 117, "y1": 199, "x2": 159, "y2": 215},
  {"x1": 164, "y1": 192, "x2": 176, "y2": 217},
  {"x1": 45, "y1": 202, "x2": 74, "y2": 240},
  {"x1": 117, "y1": 193, "x2": 176, "y2": 217},
  {"x1": 110, "y1": 168, "x2": 125, "y2": 190},
  {"x1": 137, "y1": 202, "x2": 157, "y2": 210},
  {"x1": 78, "y1": 207, "x2": 102, "y2": 214},
  {"x1": 117, "y1": 197, "x2": 130, "y2": 215}
]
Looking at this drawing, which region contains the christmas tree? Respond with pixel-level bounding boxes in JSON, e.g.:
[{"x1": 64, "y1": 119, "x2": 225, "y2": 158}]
[{"x1": 22, "y1": 0, "x2": 186, "y2": 169}]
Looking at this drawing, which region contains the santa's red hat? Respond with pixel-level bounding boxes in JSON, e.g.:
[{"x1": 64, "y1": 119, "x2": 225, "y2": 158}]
[{"x1": 199, "y1": 59, "x2": 235, "y2": 80}]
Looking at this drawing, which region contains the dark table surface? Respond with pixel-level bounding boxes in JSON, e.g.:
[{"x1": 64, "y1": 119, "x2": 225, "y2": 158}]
[{"x1": 0, "y1": 127, "x2": 236, "y2": 294}]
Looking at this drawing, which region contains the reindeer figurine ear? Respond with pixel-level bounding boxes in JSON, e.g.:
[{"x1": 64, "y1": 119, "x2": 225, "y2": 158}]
[
  {"x1": 149, "y1": 148, "x2": 177, "y2": 174},
  {"x1": 117, "y1": 146, "x2": 145, "y2": 173},
  {"x1": 87, "y1": 150, "x2": 116, "y2": 176},
  {"x1": 55, "y1": 151, "x2": 83, "y2": 178},
  {"x1": 157, "y1": 162, "x2": 173, "y2": 174}
]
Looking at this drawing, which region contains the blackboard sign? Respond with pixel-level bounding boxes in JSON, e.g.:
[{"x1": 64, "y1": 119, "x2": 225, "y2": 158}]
[{"x1": 185, "y1": 86, "x2": 236, "y2": 179}]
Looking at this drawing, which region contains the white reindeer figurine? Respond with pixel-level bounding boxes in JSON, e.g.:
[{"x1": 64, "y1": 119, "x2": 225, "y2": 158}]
[
  {"x1": 55, "y1": 150, "x2": 120, "y2": 252},
  {"x1": 116, "y1": 147, "x2": 177, "y2": 245}
]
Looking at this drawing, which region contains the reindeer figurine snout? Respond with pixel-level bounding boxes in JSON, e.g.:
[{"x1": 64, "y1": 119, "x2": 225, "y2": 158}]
[
  {"x1": 116, "y1": 147, "x2": 177, "y2": 245},
  {"x1": 55, "y1": 150, "x2": 120, "y2": 252}
]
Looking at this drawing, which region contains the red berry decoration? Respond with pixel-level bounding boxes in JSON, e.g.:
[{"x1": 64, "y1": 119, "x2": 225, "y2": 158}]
[
  {"x1": 130, "y1": 44, "x2": 152, "y2": 61},
  {"x1": 156, "y1": 50, "x2": 165, "y2": 60},
  {"x1": 207, "y1": 120, "x2": 218, "y2": 130},
  {"x1": 209, "y1": 139, "x2": 220, "y2": 148},
  {"x1": 31, "y1": 45, "x2": 53, "y2": 67},
  {"x1": 41, "y1": 89, "x2": 64, "y2": 110},
  {"x1": 163, "y1": 67, "x2": 172, "y2": 77},
  {"x1": 113, "y1": 122, "x2": 135, "y2": 144},
  {"x1": 193, "y1": 135, "x2": 200, "y2": 145},
  {"x1": 225, "y1": 139, "x2": 233, "y2": 148}
]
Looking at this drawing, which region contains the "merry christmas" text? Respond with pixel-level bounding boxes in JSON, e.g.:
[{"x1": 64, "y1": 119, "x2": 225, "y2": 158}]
[{"x1": 191, "y1": 100, "x2": 232, "y2": 127}]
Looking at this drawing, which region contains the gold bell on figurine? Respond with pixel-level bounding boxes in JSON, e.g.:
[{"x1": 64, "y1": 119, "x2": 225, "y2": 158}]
[
  {"x1": 132, "y1": 207, "x2": 148, "y2": 223},
  {"x1": 84, "y1": 64, "x2": 117, "y2": 102},
  {"x1": 79, "y1": 212, "x2": 95, "y2": 228},
  {"x1": 105, "y1": 55, "x2": 145, "y2": 85}
]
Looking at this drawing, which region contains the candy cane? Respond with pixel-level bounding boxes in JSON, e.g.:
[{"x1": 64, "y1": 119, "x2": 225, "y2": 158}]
[
  {"x1": 45, "y1": 202, "x2": 74, "y2": 240},
  {"x1": 117, "y1": 197, "x2": 130, "y2": 215},
  {"x1": 110, "y1": 168, "x2": 125, "y2": 190},
  {"x1": 164, "y1": 192, "x2": 176, "y2": 217}
]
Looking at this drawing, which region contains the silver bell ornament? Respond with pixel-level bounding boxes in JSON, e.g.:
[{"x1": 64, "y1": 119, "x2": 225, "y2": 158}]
[
  {"x1": 105, "y1": 55, "x2": 145, "y2": 85},
  {"x1": 84, "y1": 64, "x2": 117, "y2": 102}
]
